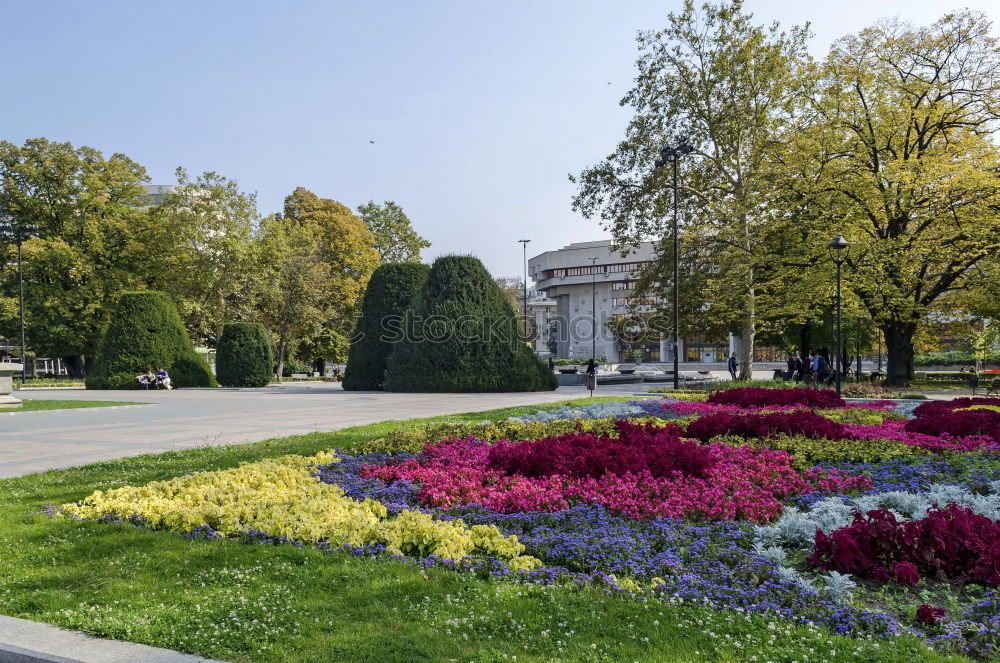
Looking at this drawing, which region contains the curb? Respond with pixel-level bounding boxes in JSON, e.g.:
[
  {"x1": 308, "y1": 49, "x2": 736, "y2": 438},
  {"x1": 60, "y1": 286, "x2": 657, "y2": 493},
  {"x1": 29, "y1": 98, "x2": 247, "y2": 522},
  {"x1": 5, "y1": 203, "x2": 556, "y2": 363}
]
[{"x1": 0, "y1": 615, "x2": 225, "y2": 663}]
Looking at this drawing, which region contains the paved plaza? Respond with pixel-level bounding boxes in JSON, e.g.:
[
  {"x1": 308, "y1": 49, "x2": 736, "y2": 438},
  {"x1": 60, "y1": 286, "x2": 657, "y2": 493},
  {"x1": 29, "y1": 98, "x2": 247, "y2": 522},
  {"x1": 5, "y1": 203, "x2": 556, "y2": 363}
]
[{"x1": 0, "y1": 383, "x2": 645, "y2": 478}]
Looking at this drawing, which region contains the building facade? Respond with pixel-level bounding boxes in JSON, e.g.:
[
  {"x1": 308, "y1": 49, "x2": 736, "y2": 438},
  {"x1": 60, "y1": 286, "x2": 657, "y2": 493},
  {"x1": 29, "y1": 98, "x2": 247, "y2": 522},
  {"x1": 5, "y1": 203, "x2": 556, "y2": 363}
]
[{"x1": 527, "y1": 240, "x2": 734, "y2": 363}]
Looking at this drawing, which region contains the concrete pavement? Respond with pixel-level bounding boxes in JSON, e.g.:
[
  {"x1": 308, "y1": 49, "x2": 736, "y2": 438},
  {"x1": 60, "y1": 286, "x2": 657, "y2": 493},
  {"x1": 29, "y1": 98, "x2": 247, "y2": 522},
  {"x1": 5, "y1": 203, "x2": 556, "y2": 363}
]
[{"x1": 0, "y1": 382, "x2": 643, "y2": 478}]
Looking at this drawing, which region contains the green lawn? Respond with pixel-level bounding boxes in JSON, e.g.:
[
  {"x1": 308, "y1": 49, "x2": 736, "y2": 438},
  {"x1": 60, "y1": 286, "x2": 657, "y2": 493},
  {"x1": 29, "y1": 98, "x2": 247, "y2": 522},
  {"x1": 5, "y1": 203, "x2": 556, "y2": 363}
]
[
  {"x1": 9, "y1": 400, "x2": 144, "y2": 412},
  {"x1": 0, "y1": 396, "x2": 969, "y2": 663}
]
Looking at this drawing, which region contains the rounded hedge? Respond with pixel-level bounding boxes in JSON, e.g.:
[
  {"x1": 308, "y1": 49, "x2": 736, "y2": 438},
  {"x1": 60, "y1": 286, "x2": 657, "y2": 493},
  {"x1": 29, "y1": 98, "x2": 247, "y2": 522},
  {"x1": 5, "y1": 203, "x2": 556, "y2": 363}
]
[
  {"x1": 216, "y1": 322, "x2": 273, "y2": 387},
  {"x1": 343, "y1": 262, "x2": 430, "y2": 391},
  {"x1": 383, "y1": 255, "x2": 557, "y2": 392},
  {"x1": 85, "y1": 290, "x2": 217, "y2": 389}
]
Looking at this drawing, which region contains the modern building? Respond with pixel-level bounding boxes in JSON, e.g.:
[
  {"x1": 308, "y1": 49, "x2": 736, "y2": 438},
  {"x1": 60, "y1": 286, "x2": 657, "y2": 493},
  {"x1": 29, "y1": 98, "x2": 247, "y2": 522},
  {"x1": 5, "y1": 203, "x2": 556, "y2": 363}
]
[
  {"x1": 143, "y1": 184, "x2": 176, "y2": 206},
  {"x1": 527, "y1": 240, "x2": 734, "y2": 363}
]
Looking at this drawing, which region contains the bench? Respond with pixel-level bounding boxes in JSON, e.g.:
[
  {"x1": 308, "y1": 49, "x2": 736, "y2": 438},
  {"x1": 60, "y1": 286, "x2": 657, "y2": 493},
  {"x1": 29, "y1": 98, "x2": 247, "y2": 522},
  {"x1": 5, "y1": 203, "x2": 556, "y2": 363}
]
[
  {"x1": 986, "y1": 378, "x2": 1000, "y2": 398},
  {"x1": 290, "y1": 373, "x2": 310, "y2": 381}
]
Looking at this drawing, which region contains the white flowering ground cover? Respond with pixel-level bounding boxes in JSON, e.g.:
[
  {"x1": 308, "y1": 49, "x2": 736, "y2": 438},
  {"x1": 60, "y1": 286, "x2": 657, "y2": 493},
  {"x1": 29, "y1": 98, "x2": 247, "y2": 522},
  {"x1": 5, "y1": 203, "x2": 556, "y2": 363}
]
[{"x1": 0, "y1": 397, "x2": 975, "y2": 663}]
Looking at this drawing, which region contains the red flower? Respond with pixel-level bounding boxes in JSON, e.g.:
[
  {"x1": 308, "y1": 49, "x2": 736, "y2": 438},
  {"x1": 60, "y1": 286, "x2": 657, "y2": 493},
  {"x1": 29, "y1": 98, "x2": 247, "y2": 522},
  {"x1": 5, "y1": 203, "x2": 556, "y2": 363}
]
[
  {"x1": 915, "y1": 604, "x2": 945, "y2": 626},
  {"x1": 894, "y1": 561, "x2": 920, "y2": 586}
]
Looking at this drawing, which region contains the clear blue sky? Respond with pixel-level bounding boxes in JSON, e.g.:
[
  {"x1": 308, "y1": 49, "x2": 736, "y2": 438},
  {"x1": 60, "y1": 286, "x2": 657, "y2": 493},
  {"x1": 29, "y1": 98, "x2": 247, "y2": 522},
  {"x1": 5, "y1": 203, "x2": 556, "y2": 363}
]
[{"x1": 2, "y1": 1, "x2": 997, "y2": 278}]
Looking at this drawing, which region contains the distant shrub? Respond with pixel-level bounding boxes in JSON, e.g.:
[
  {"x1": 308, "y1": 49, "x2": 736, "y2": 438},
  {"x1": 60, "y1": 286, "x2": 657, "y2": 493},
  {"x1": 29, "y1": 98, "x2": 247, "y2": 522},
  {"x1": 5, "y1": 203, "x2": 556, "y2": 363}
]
[
  {"x1": 216, "y1": 322, "x2": 273, "y2": 387},
  {"x1": 281, "y1": 359, "x2": 312, "y2": 377},
  {"x1": 343, "y1": 262, "x2": 429, "y2": 391},
  {"x1": 86, "y1": 291, "x2": 216, "y2": 389},
  {"x1": 383, "y1": 255, "x2": 557, "y2": 392},
  {"x1": 707, "y1": 387, "x2": 846, "y2": 409}
]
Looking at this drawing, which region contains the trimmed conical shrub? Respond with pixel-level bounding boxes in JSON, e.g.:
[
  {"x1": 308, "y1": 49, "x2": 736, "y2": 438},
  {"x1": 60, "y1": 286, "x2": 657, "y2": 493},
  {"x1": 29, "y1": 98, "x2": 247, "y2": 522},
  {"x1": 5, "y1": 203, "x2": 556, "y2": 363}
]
[
  {"x1": 216, "y1": 322, "x2": 274, "y2": 388},
  {"x1": 343, "y1": 262, "x2": 429, "y2": 391},
  {"x1": 383, "y1": 255, "x2": 557, "y2": 392},
  {"x1": 85, "y1": 291, "x2": 217, "y2": 389}
]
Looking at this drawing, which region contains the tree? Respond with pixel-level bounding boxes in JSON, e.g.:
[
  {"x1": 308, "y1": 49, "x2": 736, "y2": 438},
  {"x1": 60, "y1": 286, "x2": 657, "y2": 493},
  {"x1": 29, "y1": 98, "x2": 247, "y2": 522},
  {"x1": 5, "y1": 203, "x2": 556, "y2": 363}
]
[
  {"x1": 255, "y1": 188, "x2": 379, "y2": 379},
  {"x1": 357, "y1": 200, "x2": 430, "y2": 263},
  {"x1": 343, "y1": 262, "x2": 429, "y2": 390},
  {"x1": 383, "y1": 255, "x2": 557, "y2": 392},
  {"x1": 0, "y1": 138, "x2": 153, "y2": 376},
  {"x1": 85, "y1": 291, "x2": 215, "y2": 389},
  {"x1": 216, "y1": 322, "x2": 273, "y2": 388},
  {"x1": 780, "y1": 11, "x2": 1000, "y2": 385},
  {"x1": 571, "y1": 0, "x2": 811, "y2": 379},
  {"x1": 147, "y1": 168, "x2": 260, "y2": 344}
]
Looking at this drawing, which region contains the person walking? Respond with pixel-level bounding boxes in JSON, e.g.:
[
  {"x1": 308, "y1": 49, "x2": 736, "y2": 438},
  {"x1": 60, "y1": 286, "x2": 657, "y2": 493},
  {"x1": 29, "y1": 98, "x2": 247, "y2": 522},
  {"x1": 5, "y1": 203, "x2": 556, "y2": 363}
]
[
  {"x1": 814, "y1": 352, "x2": 829, "y2": 385},
  {"x1": 785, "y1": 353, "x2": 796, "y2": 381},
  {"x1": 794, "y1": 353, "x2": 805, "y2": 382},
  {"x1": 727, "y1": 352, "x2": 739, "y2": 381},
  {"x1": 586, "y1": 357, "x2": 597, "y2": 374}
]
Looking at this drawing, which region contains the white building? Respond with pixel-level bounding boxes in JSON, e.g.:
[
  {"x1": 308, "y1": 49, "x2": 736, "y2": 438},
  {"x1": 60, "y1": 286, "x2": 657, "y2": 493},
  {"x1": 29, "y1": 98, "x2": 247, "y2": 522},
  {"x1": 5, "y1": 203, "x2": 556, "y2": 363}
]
[{"x1": 528, "y1": 240, "x2": 734, "y2": 363}]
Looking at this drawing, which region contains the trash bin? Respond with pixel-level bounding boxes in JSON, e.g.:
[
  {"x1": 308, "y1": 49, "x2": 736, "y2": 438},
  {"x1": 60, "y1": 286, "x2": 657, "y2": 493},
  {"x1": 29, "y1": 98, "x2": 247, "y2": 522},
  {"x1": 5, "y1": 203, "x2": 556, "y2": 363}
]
[{"x1": 585, "y1": 372, "x2": 597, "y2": 392}]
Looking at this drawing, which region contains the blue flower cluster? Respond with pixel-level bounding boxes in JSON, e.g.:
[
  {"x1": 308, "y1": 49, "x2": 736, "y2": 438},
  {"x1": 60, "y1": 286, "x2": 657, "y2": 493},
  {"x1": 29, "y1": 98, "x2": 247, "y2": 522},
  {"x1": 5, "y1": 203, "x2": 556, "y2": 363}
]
[
  {"x1": 927, "y1": 592, "x2": 1000, "y2": 659},
  {"x1": 795, "y1": 454, "x2": 1000, "y2": 508}
]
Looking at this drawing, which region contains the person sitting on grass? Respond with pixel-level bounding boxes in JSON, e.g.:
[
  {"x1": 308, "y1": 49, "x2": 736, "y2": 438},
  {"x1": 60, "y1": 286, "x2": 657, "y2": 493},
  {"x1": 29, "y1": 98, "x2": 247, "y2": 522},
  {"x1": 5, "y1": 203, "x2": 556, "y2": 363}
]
[
  {"x1": 136, "y1": 369, "x2": 155, "y2": 388},
  {"x1": 156, "y1": 367, "x2": 172, "y2": 390}
]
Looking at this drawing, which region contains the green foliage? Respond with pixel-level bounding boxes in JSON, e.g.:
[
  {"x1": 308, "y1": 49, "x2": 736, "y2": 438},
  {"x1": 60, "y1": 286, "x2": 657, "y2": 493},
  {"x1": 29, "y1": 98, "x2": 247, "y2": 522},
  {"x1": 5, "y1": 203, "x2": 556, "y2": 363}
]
[
  {"x1": 85, "y1": 291, "x2": 216, "y2": 389},
  {"x1": 711, "y1": 434, "x2": 928, "y2": 469},
  {"x1": 216, "y1": 322, "x2": 273, "y2": 388},
  {"x1": 818, "y1": 408, "x2": 903, "y2": 426},
  {"x1": 0, "y1": 138, "x2": 152, "y2": 371},
  {"x1": 343, "y1": 262, "x2": 429, "y2": 391},
  {"x1": 383, "y1": 255, "x2": 557, "y2": 392},
  {"x1": 915, "y1": 351, "x2": 1000, "y2": 367},
  {"x1": 357, "y1": 200, "x2": 431, "y2": 263},
  {"x1": 280, "y1": 359, "x2": 312, "y2": 377}
]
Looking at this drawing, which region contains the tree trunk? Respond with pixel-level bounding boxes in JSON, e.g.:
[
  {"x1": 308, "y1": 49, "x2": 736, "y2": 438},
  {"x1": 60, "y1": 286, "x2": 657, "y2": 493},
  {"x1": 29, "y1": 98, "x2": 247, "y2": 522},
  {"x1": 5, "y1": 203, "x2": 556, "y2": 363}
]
[
  {"x1": 275, "y1": 335, "x2": 286, "y2": 383},
  {"x1": 738, "y1": 278, "x2": 755, "y2": 380},
  {"x1": 881, "y1": 322, "x2": 917, "y2": 387},
  {"x1": 62, "y1": 355, "x2": 93, "y2": 378},
  {"x1": 798, "y1": 323, "x2": 812, "y2": 363}
]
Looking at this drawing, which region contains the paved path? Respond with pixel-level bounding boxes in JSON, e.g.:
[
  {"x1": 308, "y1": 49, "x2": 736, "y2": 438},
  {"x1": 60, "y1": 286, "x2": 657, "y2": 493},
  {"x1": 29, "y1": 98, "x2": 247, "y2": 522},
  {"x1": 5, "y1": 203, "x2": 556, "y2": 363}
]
[{"x1": 0, "y1": 383, "x2": 641, "y2": 478}]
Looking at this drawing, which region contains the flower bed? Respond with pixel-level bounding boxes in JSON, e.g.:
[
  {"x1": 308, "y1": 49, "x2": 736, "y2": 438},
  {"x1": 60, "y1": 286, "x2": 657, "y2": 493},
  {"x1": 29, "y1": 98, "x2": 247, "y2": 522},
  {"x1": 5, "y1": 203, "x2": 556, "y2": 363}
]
[
  {"x1": 809, "y1": 504, "x2": 1000, "y2": 587},
  {"x1": 362, "y1": 424, "x2": 869, "y2": 522},
  {"x1": 53, "y1": 387, "x2": 1000, "y2": 659}
]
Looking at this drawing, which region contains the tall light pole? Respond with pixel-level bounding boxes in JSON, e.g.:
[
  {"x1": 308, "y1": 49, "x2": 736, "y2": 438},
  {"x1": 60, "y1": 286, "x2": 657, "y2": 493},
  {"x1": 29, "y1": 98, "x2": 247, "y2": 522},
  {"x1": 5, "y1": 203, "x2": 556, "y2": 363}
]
[
  {"x1": 0, "y1": 214, "x2": 39, "y2": 384},
  {"x1": 828, "y1": 235, "x2": 850, "y2": 396},
  {"x1": 655, "y1": 136, "x2": 694, "y2": 390},
  {"x1": 518, "y1": 239, "x2": 531, "y2": 342},
  {"x1": 589, "y1": 256, "x2": 598, "y2": 362}
]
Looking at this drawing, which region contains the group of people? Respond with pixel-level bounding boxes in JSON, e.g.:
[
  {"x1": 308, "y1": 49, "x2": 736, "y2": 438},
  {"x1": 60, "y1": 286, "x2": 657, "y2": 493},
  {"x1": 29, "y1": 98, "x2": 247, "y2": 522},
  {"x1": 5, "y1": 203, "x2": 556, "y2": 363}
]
[
  {"x1": 784, "y1": 351, "x2": 837, "y2": 384},
  {"x1": 136, "y1": 368, "x2": 172, "y2": 390},
  {"x1": 726, "y1": 351, "x2": 838, "y2": 384}
]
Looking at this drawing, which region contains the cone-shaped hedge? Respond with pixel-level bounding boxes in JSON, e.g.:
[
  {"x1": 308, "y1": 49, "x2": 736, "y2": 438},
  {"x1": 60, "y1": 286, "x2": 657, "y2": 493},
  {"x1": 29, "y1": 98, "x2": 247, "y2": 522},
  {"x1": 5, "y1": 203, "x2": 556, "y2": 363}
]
[
  {"x1": 85, "y1": 291, "x2": 217, "y2": 389},
  {"x1": 343, "y1": 262, "x2": 429, "y2": 391},
  {"x1": 383, "y1": 255, "x2": 557, "y2": 392},
  {"x1": 216, "y1": 322, "x2": 274, "y2": 388}
]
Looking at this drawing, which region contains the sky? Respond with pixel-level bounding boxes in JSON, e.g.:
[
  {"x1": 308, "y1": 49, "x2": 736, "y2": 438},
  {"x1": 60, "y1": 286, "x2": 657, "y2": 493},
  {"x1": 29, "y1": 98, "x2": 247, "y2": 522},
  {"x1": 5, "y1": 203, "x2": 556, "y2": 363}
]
[{"x1": 2, "y1": 0, "x2": 998, "y2": 280}]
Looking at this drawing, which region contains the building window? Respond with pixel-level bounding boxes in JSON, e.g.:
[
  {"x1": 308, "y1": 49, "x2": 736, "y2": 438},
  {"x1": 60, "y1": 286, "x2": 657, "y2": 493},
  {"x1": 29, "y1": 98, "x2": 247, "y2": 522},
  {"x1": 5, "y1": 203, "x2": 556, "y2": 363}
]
[{"x1": 612, "y1": 281, "x2": 637, "y2": 290}]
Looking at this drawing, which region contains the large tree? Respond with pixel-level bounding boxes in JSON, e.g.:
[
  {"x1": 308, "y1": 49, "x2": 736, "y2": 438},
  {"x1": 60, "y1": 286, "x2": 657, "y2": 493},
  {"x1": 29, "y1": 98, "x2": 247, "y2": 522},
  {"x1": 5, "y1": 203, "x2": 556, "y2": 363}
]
[
  {"x1": 571, "y1": 0, "x2": 810, "y2": 379},
  {"x1": 356, "y1": 200, "x2": 430, "y2": 263},
  {"x1": 256, "y1": 188, "x2": 379, "y2": 378},
  {"x1": 781, "y1": 11, "x2": 1000, "y2": 385},
  {"x1": 0, "y1": 138, "x2": 152, "y2": 376},
  {"x1": 147, "y1": 168, "x2": 260, "y2": 344}
]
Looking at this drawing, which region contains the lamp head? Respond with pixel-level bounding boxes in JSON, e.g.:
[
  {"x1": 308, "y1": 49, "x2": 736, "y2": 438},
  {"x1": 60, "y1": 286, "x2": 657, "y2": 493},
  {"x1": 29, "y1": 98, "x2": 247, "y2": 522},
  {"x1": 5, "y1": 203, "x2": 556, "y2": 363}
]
[{"x1": 828, "y1": 235, "x2": 850, "y2": 264}]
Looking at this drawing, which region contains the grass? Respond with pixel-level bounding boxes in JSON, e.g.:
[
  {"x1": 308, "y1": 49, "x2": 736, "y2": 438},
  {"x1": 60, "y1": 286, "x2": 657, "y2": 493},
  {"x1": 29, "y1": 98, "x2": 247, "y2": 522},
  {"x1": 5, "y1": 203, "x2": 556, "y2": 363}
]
[
  {"x1": 7, "y1": 400, "x2": 144, "y2": 412},
  {"x1": 0, "y1": 395, "x2": 971, "y2": 663}
]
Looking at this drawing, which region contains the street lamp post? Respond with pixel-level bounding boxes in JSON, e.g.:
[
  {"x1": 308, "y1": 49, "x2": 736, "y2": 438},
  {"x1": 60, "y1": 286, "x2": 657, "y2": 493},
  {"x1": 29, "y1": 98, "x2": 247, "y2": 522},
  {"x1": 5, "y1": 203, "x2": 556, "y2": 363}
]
[
  {"x1": 655, "y1": 136, "x2": 694, "y2": 390},
  {"x1": 518, "y1": 239, "x2": 531, "y2": 342},
  {"x1": 589, "y1": 256, "x2": 598, "y2": 362},
  {"x1": 828, "y1": 235, "x2": 850, "y2": 396},
  {"x1": 0, "y1": 215, "x2": 39, "y2": 384}
]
